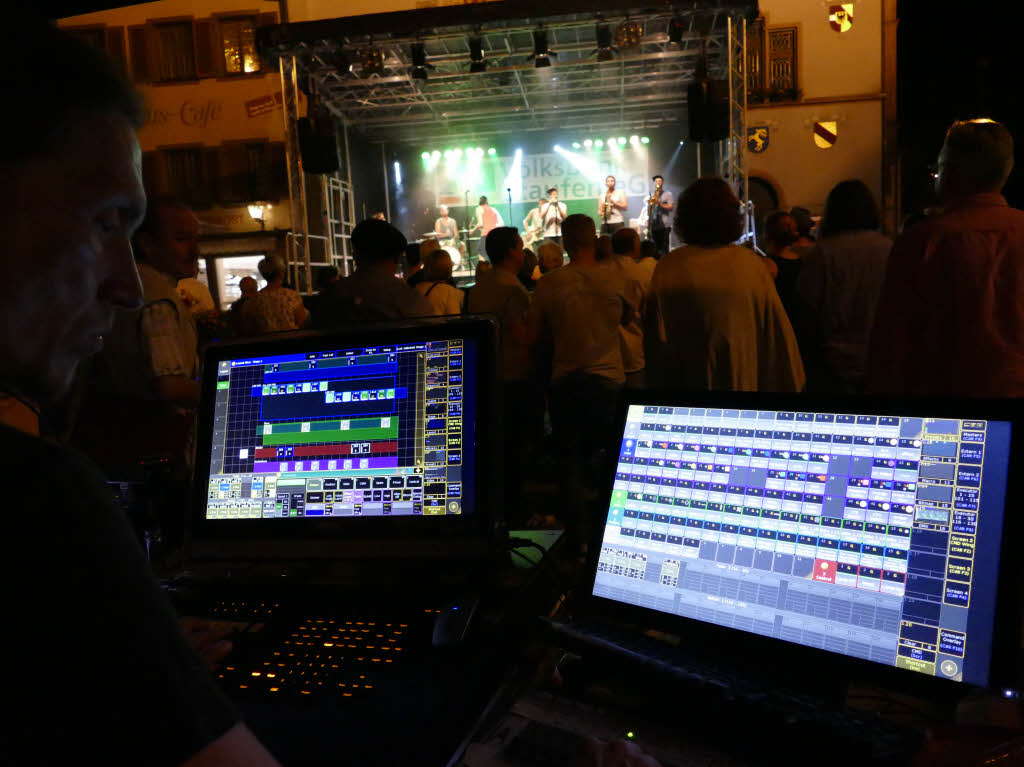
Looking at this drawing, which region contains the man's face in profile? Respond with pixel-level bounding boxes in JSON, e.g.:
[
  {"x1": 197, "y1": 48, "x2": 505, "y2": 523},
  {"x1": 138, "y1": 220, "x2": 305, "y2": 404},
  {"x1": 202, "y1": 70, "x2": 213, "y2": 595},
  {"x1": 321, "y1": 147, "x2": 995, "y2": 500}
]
[{"x1": 0, "y1": 112, "x2": 146, "y2": 403}]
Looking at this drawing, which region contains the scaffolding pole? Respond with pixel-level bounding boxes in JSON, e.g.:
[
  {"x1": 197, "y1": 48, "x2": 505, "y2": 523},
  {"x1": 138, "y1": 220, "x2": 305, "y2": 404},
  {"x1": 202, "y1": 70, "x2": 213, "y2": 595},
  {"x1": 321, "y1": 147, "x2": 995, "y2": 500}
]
[{"x1": 280, "y1": 55, "x2": 312, "y2": 292}]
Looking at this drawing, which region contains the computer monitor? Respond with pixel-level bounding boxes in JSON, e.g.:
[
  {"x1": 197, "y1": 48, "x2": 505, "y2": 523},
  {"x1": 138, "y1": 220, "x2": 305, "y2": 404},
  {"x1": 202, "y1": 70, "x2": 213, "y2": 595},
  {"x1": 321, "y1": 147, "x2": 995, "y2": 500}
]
[
  {"x1": 189, "y1": 318, "x2": 498, "y2": 560},
  {"x1": 593, "y1": 397, "x2": 1019, "y2": 689}
]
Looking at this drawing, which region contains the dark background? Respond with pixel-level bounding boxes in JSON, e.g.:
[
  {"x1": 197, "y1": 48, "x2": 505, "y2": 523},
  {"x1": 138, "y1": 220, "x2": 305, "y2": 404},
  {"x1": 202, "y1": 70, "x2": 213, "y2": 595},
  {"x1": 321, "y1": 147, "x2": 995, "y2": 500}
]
[{"x1": 898, "y1": 0, "x2": 1021, "y2": 214}]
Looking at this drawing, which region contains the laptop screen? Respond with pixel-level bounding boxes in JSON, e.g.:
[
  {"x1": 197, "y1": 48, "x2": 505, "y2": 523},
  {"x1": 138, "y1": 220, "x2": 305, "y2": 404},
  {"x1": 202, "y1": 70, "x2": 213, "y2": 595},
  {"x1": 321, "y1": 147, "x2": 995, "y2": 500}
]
[
  {"x1": 594, "y1": 404, "x2": 1013, "y2": 688},
  {"x1": 202, "y1": 334, "x2": 475, "y2": 521}
]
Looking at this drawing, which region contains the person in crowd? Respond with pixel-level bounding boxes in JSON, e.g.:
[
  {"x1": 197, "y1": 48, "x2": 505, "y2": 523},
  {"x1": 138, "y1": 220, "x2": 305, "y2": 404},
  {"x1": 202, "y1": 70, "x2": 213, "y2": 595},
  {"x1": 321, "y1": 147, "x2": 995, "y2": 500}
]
[
  {"x1": 595, "y1": 234, "x2": 613, "y2": 262},
  {"x1": 868, "y1": 118, "x2": 1024, "y2": 396},
  {"x1": 608, "y1": 228, "x2": 650, "y2": 388},
  {"x1": 518, "y1": 247, "x2": 538, "y2": 291},
  {"x1": 405, "y1": 240, "x2": 425, "y2": 285},
  {"x1": 415, "y1": 248, "x2": 465, "y2": 315},
  {"x1": 640, "y1": 238, "x2": 660, "y2": 263},
  {"x1": 475, "y1": 259, "x2": 493, "y2": 279},
  {"x1": 76, "y1": 198, "x2": 203, "y2": 478},
  {"x1": 372, "y1": 210, "x2": 386, "y2": 221},
  {"x1": 645, "y1": 178, "x2": 805, "y2": 392},
  {"x1": 762, "y1": 210, "x2": 803, "y2": 313},
  {"x1": 227, "y1": 276, "x2": 259, "y2": 335},
  {"x1": 320, "y1": 218, "x2": 433, "y2": 324},
  {"x1": 614, "y1": 227, "x2": 657, "y2": 285},
  {"x1": 647, "y1": 175, "x2": 675, "y2": 256},
  {"x1": 537, "y1": 241, "x2": 565, "y2": 275},
  {"x1": 305, "y1": 265, "x2": 339, "y2": 326},
  {"x1": 790, "y1": 206, "x2": 817, "y2": 252},
  {"x1": 0, "y1": 22, "x2": 279, "y2": 765},
  {"x1": 468, "y1": 227, "x2": 533, "y2": 521},
  {"x1": 239, "y1": 256, "x2": 308, "y2": 335},
  {"x1": 792, "y1": 180, "x2": 892, "y2": 393},
  {"x1": 528, "y1": 214, "x2": 635, "y2": 551}
]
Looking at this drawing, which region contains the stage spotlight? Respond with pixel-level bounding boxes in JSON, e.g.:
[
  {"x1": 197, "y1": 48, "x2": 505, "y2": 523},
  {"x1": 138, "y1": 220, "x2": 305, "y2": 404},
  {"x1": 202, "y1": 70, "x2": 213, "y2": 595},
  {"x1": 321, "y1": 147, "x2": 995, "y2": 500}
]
[
  {"x1": 583, "y1": 139, "x2": 593, "y2": 148},
  {"x1": 629, "y1": 135, "x2": 639, "y2": 145},
  {"x1": 421, "y1": 151, "x2": 430, "y2": 160},
  {"x1": 431, "y1": 150, "x2": 441, "y2": 159},
  {"x1": 361, "y1": 47, "x2": 385, "y2": 77},
  {"x1": 487, "y1": 147, "x2": 497, "y2": 156},
  {"x1": 617, "y1": 136, "x2": 627, "y2": 145},
  {"x1": 668, "y1": 16, "x2": 685, "y2": 45},
  {"x1": 452, "y1": 148, "x2": 462, "y2": 159},
  {"x1": 531, "y1": 29, "x2": 555, "y2": 68},
  {"x1": 469, "y1": 36, "x2": 486, "y2": 73},
  {"x1": 640, "y1": 136, "x2": 650, "y2": 144},
  {"x1": 615, "y1": 20, "x2": 644, "y2": 50},
  {"x1": 595, "y1": 139, "x2": 604, "y2": 148},
  {"x1": 572, "y1": 141, "x2": 581, "y2": 149},
  {"x1": 595, "y1": 23, "x2": 614, "y2": 62},
  {"x1": 410, "y1": 42, "x2": 433, "y2": 81}
]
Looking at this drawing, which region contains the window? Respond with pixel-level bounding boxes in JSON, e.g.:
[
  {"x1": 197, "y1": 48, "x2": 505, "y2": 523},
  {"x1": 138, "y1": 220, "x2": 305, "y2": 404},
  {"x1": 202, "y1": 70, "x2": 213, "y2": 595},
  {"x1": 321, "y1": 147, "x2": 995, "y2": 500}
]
[
  {"x1": 746, "y1": 18, "x2": 800, "y2": 104},
  {"x1": 156, "y1": 21, "x2": 196, "y2": 81},
  {"x1": 211, "y1": 254, "x2": 268, "y2": 308},
  {"x1": 67, "y1": 27, "x2": 106, "y2": 51},
  {"x1": 221, "y1": 17, "x2": 261, "y2": 74},
  {"x1": 165, "y1": 147, "x2": 205, "y2": 200}
]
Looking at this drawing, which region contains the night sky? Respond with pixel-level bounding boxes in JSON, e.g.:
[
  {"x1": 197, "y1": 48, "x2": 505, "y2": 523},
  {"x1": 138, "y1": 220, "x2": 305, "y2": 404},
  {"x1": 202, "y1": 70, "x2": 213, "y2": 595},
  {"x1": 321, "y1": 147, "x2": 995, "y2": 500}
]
[{"x1": 898, "y1": 0, "x2": 1022, "y2": 213}]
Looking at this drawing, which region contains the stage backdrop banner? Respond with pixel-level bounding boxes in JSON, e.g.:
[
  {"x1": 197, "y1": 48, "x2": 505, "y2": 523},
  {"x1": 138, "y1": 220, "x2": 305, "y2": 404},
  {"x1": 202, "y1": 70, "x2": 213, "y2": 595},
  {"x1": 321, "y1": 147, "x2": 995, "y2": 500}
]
[{"x1": 427, "y1": 150, "x2": 651, "y2": 208}]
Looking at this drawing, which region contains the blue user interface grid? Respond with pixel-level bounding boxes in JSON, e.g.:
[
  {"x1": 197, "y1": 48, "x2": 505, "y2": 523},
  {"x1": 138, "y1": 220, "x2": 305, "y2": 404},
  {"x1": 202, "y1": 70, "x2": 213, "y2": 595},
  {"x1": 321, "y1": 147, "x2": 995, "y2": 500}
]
[
  {"x1": 594, "y1": 405, "x2": 1011, "y2": 687},
  {"x1": 203, "y1": 337, "x2": 475, "y2": 521}
]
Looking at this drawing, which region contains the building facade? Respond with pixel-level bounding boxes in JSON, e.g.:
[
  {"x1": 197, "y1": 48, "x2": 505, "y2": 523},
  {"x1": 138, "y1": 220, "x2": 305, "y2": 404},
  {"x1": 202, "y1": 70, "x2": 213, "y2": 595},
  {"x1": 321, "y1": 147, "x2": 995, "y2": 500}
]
[{"x1": 60, "y1": 0, "x2": 293, "y2": 309}]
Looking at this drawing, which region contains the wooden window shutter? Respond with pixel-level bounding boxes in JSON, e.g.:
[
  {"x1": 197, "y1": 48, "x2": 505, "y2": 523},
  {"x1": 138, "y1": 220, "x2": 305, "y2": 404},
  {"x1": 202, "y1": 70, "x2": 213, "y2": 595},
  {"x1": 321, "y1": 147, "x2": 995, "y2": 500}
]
[
  {"x1": 269, "y1": 143, "x2": 289, "y2": 202},
  {"x1": 141, "y1": 151, "x2": 172, "y2": 197},
  {"x1": 104, "y1": 27, "x2": 127, "y2": 77},
  {"x1": 219, "y1": 144, "x2": 250, "y2": 204},
  {"x1": 194, "y1": 18, "x2": 220, "y2": 79},
  {"x1": 258, "y1": 12, "x2": 278, "y2": 27},
  {"x1": 128, "y1": 25, "x2": 150, "y2": 82},
  {"x1": 196, "y1": 148, "x2": 220, "y2": 206}
]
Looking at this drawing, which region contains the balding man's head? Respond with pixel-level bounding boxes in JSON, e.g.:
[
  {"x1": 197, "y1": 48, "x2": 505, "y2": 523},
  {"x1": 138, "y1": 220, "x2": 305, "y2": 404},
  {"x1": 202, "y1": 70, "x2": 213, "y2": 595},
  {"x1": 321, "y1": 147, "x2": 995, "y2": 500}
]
[
  {"x1": 937, "y1": 119, "x2": 1015, "y2": 203},
  {"x1": 562, "y1": 214, "x2": 597, "y2": 258}
]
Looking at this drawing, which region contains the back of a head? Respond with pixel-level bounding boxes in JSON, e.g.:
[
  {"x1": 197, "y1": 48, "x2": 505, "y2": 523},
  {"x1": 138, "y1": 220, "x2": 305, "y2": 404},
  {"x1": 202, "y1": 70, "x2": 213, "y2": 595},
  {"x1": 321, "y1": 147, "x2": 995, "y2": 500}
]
[
  {"x1": 820, "y1": 180, "x2": 881, "y2": 238},
  {"x1": 315, "y1": 265, "x2": 340, "y2": 292},
  {"x1": 611, "y1": 228, "x2": 640, "y2": 256},
  {"x1": 419, "y1": 239, "x2": 441, "y2": 261},
  {"x1": 640, "y1": 238, "x2": 660, "y2": 261},
  {"x1": 2, "y1": 20, "x2": 144, "y2": 171},
  {"x1": 424, "y1": 249, "x2": 453, "y2": 282},
  {"x1": 239, "y1": 276, "x2": 259, "y2": 297},
  {"x1": 537, "y1": 242, "x2": 564, "y2": 272},
  {"x1": 351, "y1": 218, "x2": 407, "y2": 269},
  {"x1": 940, "y1": 119, "x2": 1015, "y2": 196},
  {"x1": 485, "y1": 226, "x2": 519, "y2": 265},
  {"x1": 258, "y1": 255, "x2": 287, "y2": 282},
  {"x1": 595, "y1": 236, "x2": 612, "y2": 262},
  {"x1": 674, "y1": 178, "x2": 744, "y2": 248},
  {"x1": 763, "y1": 211, "x2": 800, "y2": 249},
  {"x1": 562, "y1": 214, "x2": 597, "y2": 255},
  {"x1": 790, "y1": 207, "x2": 815, "y2": 239},
  {"x1": 404, "y1": 242, "x2": 422, "y2": 270}
]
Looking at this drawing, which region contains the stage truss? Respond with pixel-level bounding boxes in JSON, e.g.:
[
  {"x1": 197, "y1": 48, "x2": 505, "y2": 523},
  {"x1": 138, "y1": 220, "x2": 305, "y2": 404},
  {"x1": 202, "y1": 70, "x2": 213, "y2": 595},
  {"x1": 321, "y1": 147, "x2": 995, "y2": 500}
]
[{"x1": 260, "y1": 1, "x2": 753, "y2": 284}]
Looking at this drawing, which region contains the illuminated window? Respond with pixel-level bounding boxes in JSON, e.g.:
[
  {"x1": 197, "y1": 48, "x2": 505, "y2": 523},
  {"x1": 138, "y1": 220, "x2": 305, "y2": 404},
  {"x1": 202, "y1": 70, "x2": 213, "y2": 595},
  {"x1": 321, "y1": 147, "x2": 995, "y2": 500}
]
[{"x1": 222, "y1": 17, "x2": 261, "y2": 74}]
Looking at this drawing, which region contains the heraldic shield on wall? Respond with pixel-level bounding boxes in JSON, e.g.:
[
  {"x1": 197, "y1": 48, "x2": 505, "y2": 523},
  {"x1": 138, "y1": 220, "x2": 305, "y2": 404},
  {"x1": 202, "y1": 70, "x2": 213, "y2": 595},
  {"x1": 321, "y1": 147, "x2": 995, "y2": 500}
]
[
  {"x1": 748, "y1": 126, "x2": 770, "y2": 153},
  {"x1": 829, "y1": 4, "x2": 854, "y2": 33},
  {"x1": 813, "y1": 121, "x2": 838, "y2": 149}
]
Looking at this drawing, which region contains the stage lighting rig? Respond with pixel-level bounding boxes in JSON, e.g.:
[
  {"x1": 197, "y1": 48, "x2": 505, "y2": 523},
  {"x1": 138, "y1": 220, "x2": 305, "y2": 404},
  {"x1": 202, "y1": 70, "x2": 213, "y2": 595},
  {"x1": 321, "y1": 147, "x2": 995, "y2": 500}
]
[
  {"x1": 595, "y1": 23, "x2": 614, "y2": 62},
  {"x1": 615, "y1": 19, "x2": 643, "y2": 49},
  {"x1": 530, "y1": 29, "x2": 555, "y2": 68},
  {"x1": 668, "y1": 16, "x2": 686, "y2": 45},
  {"x1": 469, "y1": 36, "x2": 486, "y2": 73},
  {"x1": 410, "y1": 42, "x2": 434, "y2": 81},
  {"x1": 361, "y1": 46, "x2": 385, "y2": 77}
]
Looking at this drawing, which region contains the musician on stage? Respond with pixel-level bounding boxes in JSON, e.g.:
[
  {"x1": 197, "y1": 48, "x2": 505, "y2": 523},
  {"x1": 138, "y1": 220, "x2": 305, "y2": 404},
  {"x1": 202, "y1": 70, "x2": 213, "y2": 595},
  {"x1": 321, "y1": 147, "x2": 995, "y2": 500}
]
[
  {"x1": 468, "y1": 195, "x2": 505, "y2": 261},
  {"x1": 540, "y1": 187, "x2": 568, "y2": 245},
  {"x1": 598, "y1": 175, "x2": 628, "y2": 235},
  {"x1": 522, "y1": 199, "x2": 545, "y2": 250},
  {"x1": 434, "y1": 205, "x2": 459, "y2": 242},
  {"x1": 647, "y1": 174, "x2": 675, "y2": 255}
]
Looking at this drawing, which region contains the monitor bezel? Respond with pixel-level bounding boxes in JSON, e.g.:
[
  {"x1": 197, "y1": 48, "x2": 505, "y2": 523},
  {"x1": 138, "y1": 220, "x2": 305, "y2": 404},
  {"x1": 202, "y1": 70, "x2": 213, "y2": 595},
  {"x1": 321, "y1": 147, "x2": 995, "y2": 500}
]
[
  {"x1": 585, "y1": 391, "x2": 1022, "y2": 695},
  {"x1": 187, "y1": 316, "x2": 500, "y2": 561}
]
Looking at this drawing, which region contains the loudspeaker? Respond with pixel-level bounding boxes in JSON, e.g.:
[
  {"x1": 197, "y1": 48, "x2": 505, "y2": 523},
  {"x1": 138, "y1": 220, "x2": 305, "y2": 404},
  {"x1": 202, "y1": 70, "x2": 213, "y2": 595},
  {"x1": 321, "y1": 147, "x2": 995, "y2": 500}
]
[
  {"x1": 297, "y1": 116, "x2": 339, "y2": 174},
  {"x1": 687, "y1": 79, "x2": 730, "y2": 142}
]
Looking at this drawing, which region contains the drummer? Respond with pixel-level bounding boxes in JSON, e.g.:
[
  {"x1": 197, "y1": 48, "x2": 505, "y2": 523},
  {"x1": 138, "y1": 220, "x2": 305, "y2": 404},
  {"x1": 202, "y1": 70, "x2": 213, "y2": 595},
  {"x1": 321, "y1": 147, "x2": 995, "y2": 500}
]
[{"x1": 433, "y1": 205, "x2": 459, "y2": 245}]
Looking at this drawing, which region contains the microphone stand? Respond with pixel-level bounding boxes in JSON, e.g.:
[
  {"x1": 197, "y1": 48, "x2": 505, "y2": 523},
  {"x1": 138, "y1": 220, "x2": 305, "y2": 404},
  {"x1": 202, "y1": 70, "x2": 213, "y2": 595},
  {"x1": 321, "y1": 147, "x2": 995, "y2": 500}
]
[{"x1": 507, "y1": 188, "x2": 513, "y2": 229}]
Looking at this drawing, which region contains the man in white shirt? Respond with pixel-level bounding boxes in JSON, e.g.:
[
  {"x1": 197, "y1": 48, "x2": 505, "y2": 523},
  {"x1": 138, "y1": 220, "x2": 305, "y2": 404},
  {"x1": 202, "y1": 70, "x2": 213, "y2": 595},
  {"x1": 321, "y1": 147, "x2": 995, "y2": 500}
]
[
  {"x1": 598, "y1": 175, "x2": 628, "y2": 235},
  {"x1": 539, "y1": 187, "x2": 568, "y2": 246},
  {"x1": 528, "y1": 214, "x2": 635, "y2": 551}
]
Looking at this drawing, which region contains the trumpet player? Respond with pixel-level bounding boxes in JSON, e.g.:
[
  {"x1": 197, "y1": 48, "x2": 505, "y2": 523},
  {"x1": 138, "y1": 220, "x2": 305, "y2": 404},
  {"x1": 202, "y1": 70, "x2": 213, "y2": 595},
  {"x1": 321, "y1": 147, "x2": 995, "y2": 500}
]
[
  {"x1": 598, "y1": 175, "x2": 628, "y2": 235},
  {"x1": 647, "y1": 174, "x2": 674, "y2": 255}
]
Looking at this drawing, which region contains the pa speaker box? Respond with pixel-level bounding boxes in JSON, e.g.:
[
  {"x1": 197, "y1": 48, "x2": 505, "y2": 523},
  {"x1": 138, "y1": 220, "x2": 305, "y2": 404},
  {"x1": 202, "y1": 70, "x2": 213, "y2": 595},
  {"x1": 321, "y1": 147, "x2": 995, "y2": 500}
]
[
  {"x1": 297, "y1": 116, "x2": 339, "y2": 174},
  {"x1": 687, "y1": 79, "x2": 730, "y2": 142}
]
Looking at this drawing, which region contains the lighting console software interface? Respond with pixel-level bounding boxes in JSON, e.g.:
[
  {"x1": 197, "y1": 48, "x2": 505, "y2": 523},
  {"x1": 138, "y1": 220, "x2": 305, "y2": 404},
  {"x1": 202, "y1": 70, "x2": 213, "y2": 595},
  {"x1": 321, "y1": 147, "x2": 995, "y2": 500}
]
[
  {"x1": 204, "y1": 338, "x2": 473, "y2": 520},
  {"x1": 595, "y1": 406, "x2": 1011, "y2": 687}
]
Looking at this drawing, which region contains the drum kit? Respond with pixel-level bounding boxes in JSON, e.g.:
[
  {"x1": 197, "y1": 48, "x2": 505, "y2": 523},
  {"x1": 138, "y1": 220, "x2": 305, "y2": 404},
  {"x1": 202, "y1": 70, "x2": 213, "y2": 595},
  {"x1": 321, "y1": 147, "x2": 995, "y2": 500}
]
[{"x1": 414, "y1": 228, "x2": 472, "y2": 272}]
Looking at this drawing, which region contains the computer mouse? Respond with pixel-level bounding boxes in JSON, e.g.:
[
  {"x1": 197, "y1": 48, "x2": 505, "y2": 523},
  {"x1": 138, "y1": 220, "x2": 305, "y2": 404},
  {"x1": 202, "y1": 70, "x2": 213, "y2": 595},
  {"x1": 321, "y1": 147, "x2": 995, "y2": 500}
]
[{"x1": 431, "y1": 598, "x2": 479, "y2": 647}]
